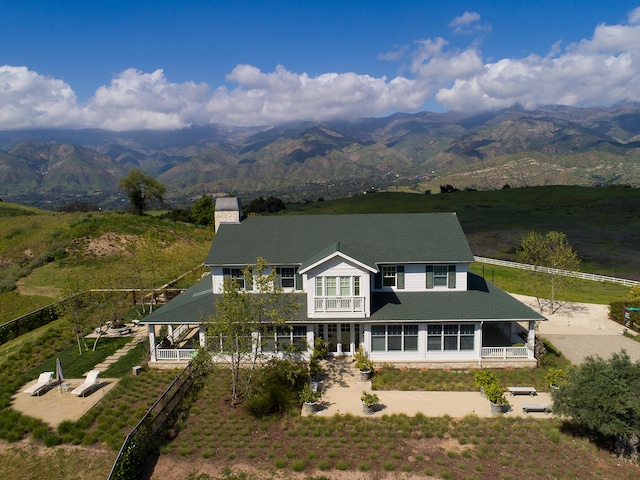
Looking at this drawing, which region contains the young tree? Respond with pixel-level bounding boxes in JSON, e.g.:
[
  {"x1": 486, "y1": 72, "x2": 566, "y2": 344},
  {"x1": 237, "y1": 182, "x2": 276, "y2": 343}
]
[
  {"x1": 516, "y1": 230, "x2": 581, "y2": 313},
  {"x1": 118, "y1": 168, "x2": 166, "y2": 215},
  {"x1": 551, "y1": 352, "x2": 640, "y2": 463},
  {"x1": 59, "y1": 279, "x2": 90, "y2": 354},
  {"x1": 204, "y1": 257, "x2": 300, "y2": 405}
]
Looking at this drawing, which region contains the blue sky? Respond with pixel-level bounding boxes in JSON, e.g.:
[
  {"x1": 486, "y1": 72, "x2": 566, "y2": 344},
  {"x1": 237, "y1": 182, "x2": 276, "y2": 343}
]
[{"x1": 2, "y1": 1, "x2": 640, "y2": 130}]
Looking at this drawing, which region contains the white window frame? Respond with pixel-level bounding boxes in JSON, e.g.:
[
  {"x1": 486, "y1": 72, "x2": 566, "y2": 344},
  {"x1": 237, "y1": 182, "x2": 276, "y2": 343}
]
[
  {"x1": 371, "y1": 324, "x2": 419, "y2": 352},
  {"x1": 427, "y1": 323, "x2": 475, "y2": 352}
]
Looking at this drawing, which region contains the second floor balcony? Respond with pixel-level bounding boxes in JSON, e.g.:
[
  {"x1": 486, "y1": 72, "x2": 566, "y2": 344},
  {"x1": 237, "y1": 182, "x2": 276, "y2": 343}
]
[{"x1": 314, "y1": 296, "x2": 365, "y2": 313}]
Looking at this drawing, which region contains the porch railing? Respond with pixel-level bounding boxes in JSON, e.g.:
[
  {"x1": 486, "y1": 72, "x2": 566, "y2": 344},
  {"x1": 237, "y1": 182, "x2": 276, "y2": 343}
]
[
  {"x1": 481, "y1": 346, "x2": 531, "y2": 359},
  {"x1": 156, "y1": 348, "x2": 198, "y2": 361},
  {"x1": 314, "y1": 296, "x2": 364, "y2": 313}
]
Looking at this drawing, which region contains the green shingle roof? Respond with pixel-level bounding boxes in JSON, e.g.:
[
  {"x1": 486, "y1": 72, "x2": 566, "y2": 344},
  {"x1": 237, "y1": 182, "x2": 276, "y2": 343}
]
[
  {"x1": 142, "y1": 273, "x2": 544, "y2": 325},
  {"x1": 206, "y1": 213, "x2": 475, "y2": 267}
]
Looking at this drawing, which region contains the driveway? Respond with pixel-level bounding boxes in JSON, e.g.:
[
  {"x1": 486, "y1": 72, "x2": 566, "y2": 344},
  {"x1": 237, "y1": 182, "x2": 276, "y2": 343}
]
[{"x1": 510, "y1": 294, "x2": 640, "y2": 364}]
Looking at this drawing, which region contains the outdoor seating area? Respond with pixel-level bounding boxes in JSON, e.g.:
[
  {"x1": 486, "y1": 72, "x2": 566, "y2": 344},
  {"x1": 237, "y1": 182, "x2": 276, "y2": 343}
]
[
  {"x1": 71, "y1": 370, "x2": 101, "y2": 397},
  {"x1": 23, "y1": 371, "x2": 54, "y2": 396}
]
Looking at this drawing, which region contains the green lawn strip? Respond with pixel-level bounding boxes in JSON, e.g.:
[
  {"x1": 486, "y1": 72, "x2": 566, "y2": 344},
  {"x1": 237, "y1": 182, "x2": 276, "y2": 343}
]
[
  {"x1": 469, "y1": 263, "x2": 629, "y2": 304},
  {"x1": 30, "y1": 336, "x2": 131, "y2": 379}
]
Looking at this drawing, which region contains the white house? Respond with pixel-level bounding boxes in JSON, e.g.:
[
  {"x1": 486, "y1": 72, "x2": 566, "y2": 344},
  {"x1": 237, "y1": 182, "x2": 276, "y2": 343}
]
[{"x1": 142, "y1": 202, "x2": 545, "y2": 369}]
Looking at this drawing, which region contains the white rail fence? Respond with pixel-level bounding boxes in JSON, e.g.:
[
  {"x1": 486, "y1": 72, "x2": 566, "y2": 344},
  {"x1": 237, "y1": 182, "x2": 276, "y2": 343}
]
[{"x1": 474, "y1": 256, "x2": 639, "y2": 287}]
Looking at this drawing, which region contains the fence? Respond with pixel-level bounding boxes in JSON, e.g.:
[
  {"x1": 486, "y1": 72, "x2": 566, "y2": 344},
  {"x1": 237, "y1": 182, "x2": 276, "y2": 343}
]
[
  {"x1": 108, "y1": 362, "x2": 197, "y2": 480},
  {"x1": 474, "y1": 256, "x2": 639, "y2": 287}
]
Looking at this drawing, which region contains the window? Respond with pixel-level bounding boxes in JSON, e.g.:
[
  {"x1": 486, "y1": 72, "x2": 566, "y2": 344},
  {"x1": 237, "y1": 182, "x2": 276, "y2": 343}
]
[
  {"x1": 279, "y1": 267, "x2": 295, "y2": 288},
  {"x1": 378, "y1": 265, "x2": 404, "y2": 289},
  {"x1": 272, "y1": 325, "x2": 307, "y2": 351},
  {"x1": 383, "y1": 266, "x2": 396, "y2": 287},
  {"x1": 315, "y1": 276, "x2": 361, "y2": 296},
  {"x1": 371, "y1": 324, "x2": 419, "y2": 352},
  {"x1": 434, "y1": 266, "x2": 448, "y2": 286},
  {"x1": 426, "y1": 324, "x2": 475, "y2": 351},
  {"x1": 426, "y1": 265, "x2": 456, "y2": 289},
  {"x1": 223, "y1": 267, "x2": 247, "y2": 289}
]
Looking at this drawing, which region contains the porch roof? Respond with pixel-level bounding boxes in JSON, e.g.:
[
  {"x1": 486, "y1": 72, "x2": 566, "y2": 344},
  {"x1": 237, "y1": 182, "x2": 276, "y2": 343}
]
[{"x1": 142, "y1": 273, "x2": 544, "y2": 325}]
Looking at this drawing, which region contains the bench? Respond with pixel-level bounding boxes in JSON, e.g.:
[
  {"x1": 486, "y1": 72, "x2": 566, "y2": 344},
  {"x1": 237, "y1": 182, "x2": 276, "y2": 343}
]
[
  {"x1": 507, "y1": 386, "x2": 537, "y2": 396},
  {"x1": 522, "y1": 403, "x2": 551, "y2": 414}
]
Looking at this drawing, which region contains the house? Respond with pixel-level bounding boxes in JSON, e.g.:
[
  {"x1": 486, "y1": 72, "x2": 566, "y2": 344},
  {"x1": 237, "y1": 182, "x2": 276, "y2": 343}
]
[{"x1": 142, "y1": 201, "x2": 545, "y2": 369}]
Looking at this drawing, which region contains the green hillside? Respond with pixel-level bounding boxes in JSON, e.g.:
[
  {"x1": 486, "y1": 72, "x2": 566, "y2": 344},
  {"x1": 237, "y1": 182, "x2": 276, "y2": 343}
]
[
  {"x1": 0, "y1": 202, "x2": 213, "y2": 323},
  {"x1": 287, "y1": 185, "x2": 640, "y2": 280}
]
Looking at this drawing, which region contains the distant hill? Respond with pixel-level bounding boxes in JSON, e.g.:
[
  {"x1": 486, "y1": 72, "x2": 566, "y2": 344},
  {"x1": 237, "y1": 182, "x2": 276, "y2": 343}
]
[{"x1": 1, "y1": 104, "x2": 640, "y2": 208}]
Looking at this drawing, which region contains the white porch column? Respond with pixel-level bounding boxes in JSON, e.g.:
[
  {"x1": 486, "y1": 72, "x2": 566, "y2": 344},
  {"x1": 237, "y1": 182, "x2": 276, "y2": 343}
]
[
  {"x1": 148, "y1": 324, "x2": 157, "y2": 362},
  {"x1": 527, "y1": 321, "x2": 536, "y2": 350},
  {"x1": 198, "y1": 325, "x2": 206, "y2": 348}
]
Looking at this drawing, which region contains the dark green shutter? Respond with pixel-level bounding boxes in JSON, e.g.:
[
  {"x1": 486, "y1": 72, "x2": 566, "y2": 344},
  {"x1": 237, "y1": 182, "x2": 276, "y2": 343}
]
[
  {"x1": 426, "y1": 266, "x2": 434, "y2": 289},
  {"x1": 223, "y1": 268, "x2": 230, "y2": 278},
  {"x1": 275, "y1": 267, "x2": 282, "y2": 288},
  {"x1": 375, "y1": 270, "x2": 382, "y2": 289},
  {"x1": 397, "y1": 266, "x2": 405, "y2": 289},
  {"x1": 448, "y1": 265, "x2": 456, "y2": 289},
  {"x1": 295, "y1": 270, "x2": 302, "y2": 290}
]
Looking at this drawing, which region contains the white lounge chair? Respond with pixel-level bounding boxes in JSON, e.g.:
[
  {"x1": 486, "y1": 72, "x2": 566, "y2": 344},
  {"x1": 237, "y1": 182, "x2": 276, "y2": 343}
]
[
  {"x1": 71, "y1": 370, "x2": 101, "y2": 397},
  {"x1": 24, "y1": 371, "x2": 54, "y2": 396}
]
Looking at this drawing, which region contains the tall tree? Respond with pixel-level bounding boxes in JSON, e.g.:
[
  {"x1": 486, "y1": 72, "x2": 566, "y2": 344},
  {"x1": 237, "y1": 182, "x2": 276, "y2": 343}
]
[
  {"x1": 204, "y1": 257, "x2": 300, "y2": 405},
  {"x1": 551, "y1": 352, "x2": 640, "y2": 463},
  {"x1": 191, "y1": 195, "x2": 216, "y2": 226},
  {"x1": 517, "y1": 230, "x2": 581, "y2": 313},
  {"x1": 118, "y1": 169, "x2": 165, "y2": 215}
]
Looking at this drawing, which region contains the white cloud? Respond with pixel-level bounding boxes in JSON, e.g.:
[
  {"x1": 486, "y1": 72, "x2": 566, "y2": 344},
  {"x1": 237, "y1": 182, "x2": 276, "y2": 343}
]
[
  {"x1": 1, "y1": 8, "x2": 640, "y2": 129},
  {"x1": 0, "y1": 66, "x2": 82, "y2": 128},
  {"x1": 449, "y1": 11, "x2": 491, "y2": 35}
]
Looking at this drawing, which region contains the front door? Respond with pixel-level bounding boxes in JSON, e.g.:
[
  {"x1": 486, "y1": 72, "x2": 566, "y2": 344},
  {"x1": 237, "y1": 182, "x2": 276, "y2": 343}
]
[{"x1": 322, "y1": 323, "x2": 356, "y2": 356}]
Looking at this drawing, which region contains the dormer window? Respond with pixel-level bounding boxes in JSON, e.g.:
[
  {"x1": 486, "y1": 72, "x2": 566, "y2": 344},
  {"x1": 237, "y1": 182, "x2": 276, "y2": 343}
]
[
  {"x1": 383, "y1": 266, "x2": 396, "y2": 286},
  {"x1": 276, "y1": 266, "x2": 301, "y2": 290},
  {"x1": 223, "y1": 267, "x2": 250, "y2": 290}
]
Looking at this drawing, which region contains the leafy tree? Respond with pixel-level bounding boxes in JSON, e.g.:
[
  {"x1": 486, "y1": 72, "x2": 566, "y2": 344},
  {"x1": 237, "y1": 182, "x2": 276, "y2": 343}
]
[
  {"x1": 204, "y1": 257, "x2": 300, "y2": 405},
  {"x1": 629, "y1": 285, "x2": 640, "y2": 302},
  {"x1": 516, "y1": 231, "x2": 581, "y2": 313},
  {"x1": 118, "y1": 169, "x2": 165, "y2": 215},
  {"x1": 191, "y1": 195, "x2": 216, "y2": 226},
  {"x1": 551, "y1": 352, "x2": 640, "y2": 463}
]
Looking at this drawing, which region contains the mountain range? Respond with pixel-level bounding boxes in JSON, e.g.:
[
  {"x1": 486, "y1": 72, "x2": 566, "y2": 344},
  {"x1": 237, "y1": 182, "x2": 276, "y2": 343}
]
[{"x1": 1, "y1": 103, "x2": 640, "y2": 209}]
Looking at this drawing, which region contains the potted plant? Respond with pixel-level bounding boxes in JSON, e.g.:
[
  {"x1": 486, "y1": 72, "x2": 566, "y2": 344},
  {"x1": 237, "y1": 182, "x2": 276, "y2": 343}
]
[
  {"x1": 484, "y1": 380, "x2": 508, "y2": 415},
  {"x1": 473, "y1": 369, "x2": 498, "y2": 397},
  {"x1": 299, "y1": 382, "x2": 323, "y2": 415},
  {"x1": 545, "y1": 367, "x2": 567, "y2": 390},
  {"x1": 354, "y1": 345, "x2": 375, "y2": 380},
  {"x1": 361, "y1": 391, "x2": 379, "y2": 415}
]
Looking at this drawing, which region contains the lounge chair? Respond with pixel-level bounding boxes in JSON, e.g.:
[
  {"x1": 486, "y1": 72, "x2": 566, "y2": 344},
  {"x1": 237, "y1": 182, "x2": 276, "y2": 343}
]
[
  {"x1": 24, "y1": 371, "x2": 54, "y2": 396},
  {"x1": 71, "y1": 370, "x2": 101, "y2": 397}
]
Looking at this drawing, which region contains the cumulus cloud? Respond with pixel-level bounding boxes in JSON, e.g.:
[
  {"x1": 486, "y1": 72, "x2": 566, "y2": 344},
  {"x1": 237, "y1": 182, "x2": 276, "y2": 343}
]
[
  {"x1": 435, "y1": 14, "x2": 640, "y2": 112},
  {"x1": 1, "y1": 8, "x2": 640, "y2": 129}
]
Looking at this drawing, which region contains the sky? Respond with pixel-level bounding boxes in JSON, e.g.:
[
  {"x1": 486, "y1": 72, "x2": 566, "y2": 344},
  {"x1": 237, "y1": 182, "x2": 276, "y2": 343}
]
[{"x1": 2, "y1": 1, "x2": 640, "y2": 130}]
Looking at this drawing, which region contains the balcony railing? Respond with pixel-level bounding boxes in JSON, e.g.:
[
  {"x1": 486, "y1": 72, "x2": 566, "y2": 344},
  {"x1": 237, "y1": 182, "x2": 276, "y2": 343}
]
[
  {"x1": 481, "y1": 346, "x2": 531, "y2": 359},
  {"x1": 314, "y1": 296, "x2": 364, "y2": 313}
]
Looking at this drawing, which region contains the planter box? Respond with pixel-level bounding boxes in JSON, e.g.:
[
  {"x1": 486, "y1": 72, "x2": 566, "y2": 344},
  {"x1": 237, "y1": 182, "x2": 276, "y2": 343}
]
[
  {"x1": 303, "y1": 402, "x2": 317, "y2": 415},
  {"x1": 359, "y1": 370, "x2": 372, "y2": 381}
]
